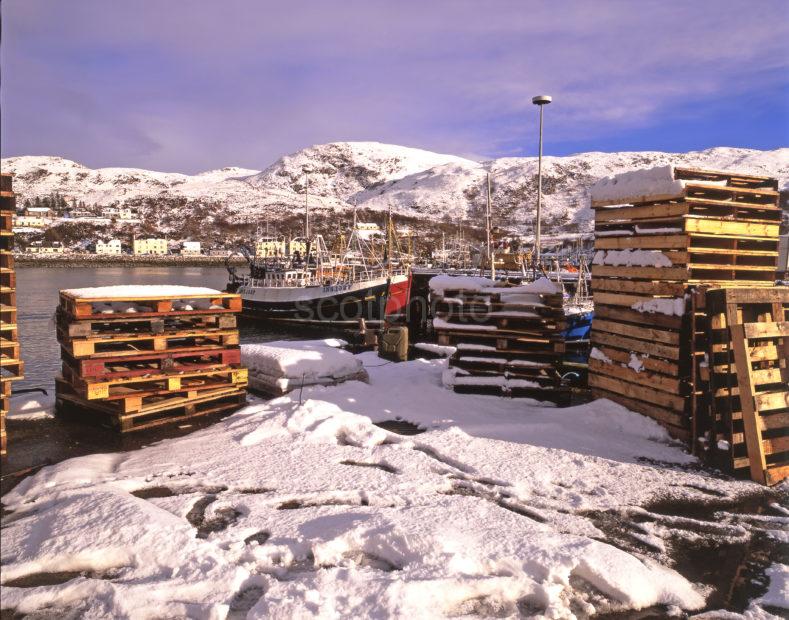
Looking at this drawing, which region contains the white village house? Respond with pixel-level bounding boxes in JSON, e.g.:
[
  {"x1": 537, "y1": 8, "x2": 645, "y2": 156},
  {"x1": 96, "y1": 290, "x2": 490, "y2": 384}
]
[
  {"x1": 26, "y1": 240, "x2": 65, "y2": 254},
  {"x1": 180, "y1": 241, "x2": 202, "y2": 256},
  {"x1": 95, "y1": 238, "x2": 123, "y2": 255},
  {"x1": 101, "y1": 206, "x2": 135, "y2": 220},
  {"x1": 355, "y1": 222, "x2": 383, "y2": 241}
]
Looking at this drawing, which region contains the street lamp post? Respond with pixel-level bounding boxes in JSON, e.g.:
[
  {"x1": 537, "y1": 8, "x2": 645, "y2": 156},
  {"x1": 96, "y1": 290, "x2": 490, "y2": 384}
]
[{"x1": 532, "y1": 94, "x2": 551, "y2": 269}]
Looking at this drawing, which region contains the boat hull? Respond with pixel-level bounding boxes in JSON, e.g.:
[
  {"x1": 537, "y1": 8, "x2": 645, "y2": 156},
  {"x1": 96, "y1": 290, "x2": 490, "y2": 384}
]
[{"x1": 239, "y1": 274, "x2": 409, "y2": 322}]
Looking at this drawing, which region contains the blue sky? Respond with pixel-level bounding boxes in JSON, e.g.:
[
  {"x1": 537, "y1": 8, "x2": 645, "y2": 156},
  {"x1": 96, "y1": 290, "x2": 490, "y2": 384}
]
[{"x1": 2, "y1": 0, "x2": 787, "y2": 173}]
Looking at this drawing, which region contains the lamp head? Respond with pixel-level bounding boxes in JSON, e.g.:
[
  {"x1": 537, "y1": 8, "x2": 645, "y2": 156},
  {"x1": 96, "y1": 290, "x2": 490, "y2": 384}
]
[{"x1": 532, "y1": 95, "x2": 552, "y2": 105}]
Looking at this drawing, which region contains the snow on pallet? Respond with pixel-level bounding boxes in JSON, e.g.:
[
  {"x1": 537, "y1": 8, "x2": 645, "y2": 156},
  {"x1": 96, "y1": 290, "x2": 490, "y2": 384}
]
[
  {"x1": 697, "y1": 287, "x2": 789, "y2": 485},
  {"x1": 591, "y1": 166, "x2": 780, "y2": 287},
  {"x1": 589, "y1": 166, "x2": 781, "y2": 448},
  {"x1": 241, "y1": 339, "x2": 368, "y2": 396},
  {"x1": 55, "y1": 287, "x2": 246, "y2": 432},
  {"x1": 58, "y1": 285, "x2": 242, "y2": 319},
  {"x1": 431, "y1": 277, "x2": 568, "y2": 402}
]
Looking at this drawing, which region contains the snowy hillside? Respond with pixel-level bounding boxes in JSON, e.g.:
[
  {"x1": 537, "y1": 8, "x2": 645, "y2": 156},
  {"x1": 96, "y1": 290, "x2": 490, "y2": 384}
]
[{"x1": 2, "y1": 143, "x2": 787, "y2": 238}]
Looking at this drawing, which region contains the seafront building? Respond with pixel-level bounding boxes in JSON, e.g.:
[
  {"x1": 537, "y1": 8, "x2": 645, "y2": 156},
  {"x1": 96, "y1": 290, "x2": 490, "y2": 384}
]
[
  {"x1": 289, "y1": 237, "x2": 308, "y2": 256},
  {"x1": 180, "y1": 241, "x2": 202, "y2": 256},
  {"x1": 132, "y1": 237, "x2": 168, "y2": 255},
  {"x1": 95, "y1": 239, "x2": 122, "y2": 255},
  {"x1": 255, "y1": 236, "x2": 286, "y2": 257},
  {"x1": 101, "y1": 206, "x2": 135, "y2": 220},
  {"x1": 27, "y1": 240, "x2": 65, "y2": 254},
  {"x1": 355, "y1": 222, "x2": 383, "y2": 241}
]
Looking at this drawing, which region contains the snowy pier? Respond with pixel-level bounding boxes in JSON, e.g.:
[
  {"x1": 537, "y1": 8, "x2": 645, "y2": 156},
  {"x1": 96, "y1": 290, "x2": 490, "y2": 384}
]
[{"x1": 1, "y1": 348, "x2": 787, "y2": 617}]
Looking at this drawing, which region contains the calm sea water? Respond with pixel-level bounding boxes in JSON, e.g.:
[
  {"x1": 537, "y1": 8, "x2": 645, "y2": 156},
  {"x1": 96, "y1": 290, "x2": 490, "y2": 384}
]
[{"x1": 13, "y1": 266, "x2": 326, "y2": 392}]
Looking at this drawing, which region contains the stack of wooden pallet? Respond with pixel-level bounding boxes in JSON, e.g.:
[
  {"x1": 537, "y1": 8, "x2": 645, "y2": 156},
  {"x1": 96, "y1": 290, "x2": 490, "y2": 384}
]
[
  {"x1": 432, "y1": 278, "x2": 568, "y2": 403},
  {"x1": 700, "y1": 287, "x2": 788, "y2": 485},
  {"x1": 55, "y1": 286, "x2": 248, "y2": 432},
  {"x1": 1, "y1": 173, "x2": 23, "y2": 455},
  {"x1": 588, "y1": 166, "x2": 780, "y2": 442}
]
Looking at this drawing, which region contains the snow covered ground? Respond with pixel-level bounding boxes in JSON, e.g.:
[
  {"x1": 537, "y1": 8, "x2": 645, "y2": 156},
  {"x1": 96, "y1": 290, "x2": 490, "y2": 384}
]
[{"x1": 1, "y1": 352, "x2": 787, "y2": 619}]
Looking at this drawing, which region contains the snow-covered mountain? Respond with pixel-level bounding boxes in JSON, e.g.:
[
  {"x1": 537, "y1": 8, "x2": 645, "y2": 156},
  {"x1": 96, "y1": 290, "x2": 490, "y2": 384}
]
[{"x1": 3, "y1": 142, "x2": 787, "y2": 238}]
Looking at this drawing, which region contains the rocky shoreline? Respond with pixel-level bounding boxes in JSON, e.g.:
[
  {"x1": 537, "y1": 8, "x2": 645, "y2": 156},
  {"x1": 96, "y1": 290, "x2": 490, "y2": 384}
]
[{"x1": 14, "y1": 253, "x2": 247, "y2": 268}]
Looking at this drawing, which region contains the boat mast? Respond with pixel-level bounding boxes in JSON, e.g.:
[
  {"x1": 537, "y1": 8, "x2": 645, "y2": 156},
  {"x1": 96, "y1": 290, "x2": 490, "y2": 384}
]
[
  {"x1": 387, "y1": 205, "x2": 394, "y2": 275},
  {"x1": 304, "y1": 169, "x2": 311, "y2": 240},
  {"x1": 486, "y1": 172, "x2": 495, "y2": 280}
]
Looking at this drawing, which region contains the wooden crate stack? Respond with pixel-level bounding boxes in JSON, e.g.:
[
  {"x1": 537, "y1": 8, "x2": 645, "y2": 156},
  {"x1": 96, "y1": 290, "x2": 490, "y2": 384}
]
[
  {"x1": 433, "y1": 281, "x2": 568, "y2": 403},
  {"x1": 588, "y1": 166, "x2": 781, "y2": 442},
  {"x1": 700, "y1": 287, "x2": 788, "y2": 485},
  {"x1": 1, "y1": 173, "x2": 24, "y2": 455},
  {"x1": 55, "y1": 287, "x2": 248, "y2": 432}
]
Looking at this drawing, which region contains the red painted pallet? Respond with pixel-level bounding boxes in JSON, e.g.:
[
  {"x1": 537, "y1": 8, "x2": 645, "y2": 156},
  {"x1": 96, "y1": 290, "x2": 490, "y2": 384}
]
[{"x1": 62, "y1": 346, "x2": 242, "y2": 379}]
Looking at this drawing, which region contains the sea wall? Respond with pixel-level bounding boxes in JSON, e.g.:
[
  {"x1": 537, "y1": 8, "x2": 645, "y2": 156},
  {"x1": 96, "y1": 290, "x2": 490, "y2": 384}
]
[{"x1": 14, "y1": 253, "x2": 247, "y2": 268}]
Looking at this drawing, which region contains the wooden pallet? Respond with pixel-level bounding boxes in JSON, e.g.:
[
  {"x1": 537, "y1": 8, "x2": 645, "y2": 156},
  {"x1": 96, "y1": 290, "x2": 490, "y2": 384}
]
[
  {"x1": 63, "y1": 346, "x2": 242, "y2": 379},
  {"x1": 588, "y1": 166, "x2": 781, "y2": 442},
  {"x1": 56, "y1": 368, "x2": 247, "y2": 412},
  {"x1": 58, "y1": 327, "x2": 239, "y2": 358},
  {"x1": 434, "y1": 284, "x2": 567, "y2": 400},
  {"x1": 591, "y1": 168, "x2": 779, "y2": 209},
  {"x1": 730, "y1": 321, "x2": 788, "y2": 486},
  {"x1": 59, "y1": 290, "x2": 242, "y2": 319},
  {"x1": 701, "y1": 287, "x2": 788, "y2": 483},
  {"x1": 57, "y1": 311, "x2": 237, "y2": 338},
  {"x1": 0, "y1": 173, "x2": 19, "y2": 456},
  {"x1": 61, "y1": 364, "x2": 248, "y2": 401},
  {"x1": 55, "y1": 387, "x2": 247, "y2": 433}
]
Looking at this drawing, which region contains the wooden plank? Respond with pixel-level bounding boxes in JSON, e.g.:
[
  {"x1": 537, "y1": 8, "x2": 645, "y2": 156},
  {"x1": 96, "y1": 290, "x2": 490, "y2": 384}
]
[
  {"x1": 674, "y1": 167, "x2": 778, "y2": 189},
  {"x1": 592, "y1": 291, "x2": 684, "y2": 313},
  {"x1": 594, "y1": 235, "x2": 689, "y2": 251},
  {"x1": 591, "y1": 344, "x2": 680, "y2": 376},
  {"x1": 595, "y1": 202, "x2": 689, "y2": 222},
  {"x1": 689, "y1": 263, "x2": 777, "y2": 272},
  {"x1": 763, "y1": 436, "x2": 789, "y2": 456},
  {"x1": 589, "y1": 372, "x2": 686, "y2": 411},
  {"x1": 592, "y1": 318, "x2": 679, "y2": 345},
  {"x1": 684, "y1": 218, "x2": 780, "y2": 238},
  {"x1": 730, "y1": 323, "x2": 768, "y2": 484},
  {"x1": 683, "y1": 182, "x2": 779, "y2": 199},
  {"x1": 751, "y1": 368, "x2": 784, "y2": 386},
  {"x1": 754, "y1": 391, "x2": 789, "y2": 412},
  {"x1": 742, "y1": 321, "x2": 789, "y2": 339},
  {"x1": 761, "y1": 412, "x2": 789, "y2": 431},
  {"x1": 591, "y1": 192, "x2": 685, "y2": 209},
  {"x1": 588, "y1": 358, "x2": 681, "y2": 393},
  {"x1": 765, "y1": 465, "x2": 789, "y2": 486},
  {"x1": 593, "y1": 304, "x2": 683, "y2": 330},
  {"x1": 591, "y1": 265, "x2": 689, "y2": 280},
  {"x1": 591, "y1": 330, "x2": 680, "y2": 360}
]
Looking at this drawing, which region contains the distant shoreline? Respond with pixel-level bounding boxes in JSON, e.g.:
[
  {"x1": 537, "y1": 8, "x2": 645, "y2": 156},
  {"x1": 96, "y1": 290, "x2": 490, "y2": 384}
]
[{"x1": 14, "y1": 253, "x2": 248, "y2": 268}]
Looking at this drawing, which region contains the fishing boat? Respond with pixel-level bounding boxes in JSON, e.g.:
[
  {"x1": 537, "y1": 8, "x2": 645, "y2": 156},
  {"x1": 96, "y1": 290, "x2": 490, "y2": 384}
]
[{"x1": 227, "y1": 212, "x2": 410, "y2": 323}]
